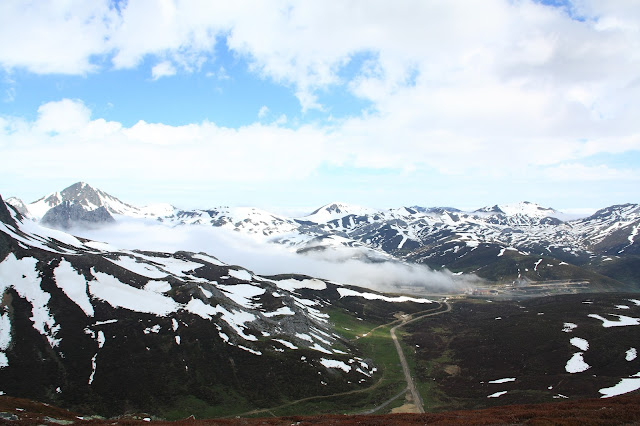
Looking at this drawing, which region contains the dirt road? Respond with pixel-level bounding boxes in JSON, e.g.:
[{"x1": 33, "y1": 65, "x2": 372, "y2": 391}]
[{"x1": 390, "y1": 300, "x2": 452, "y2": 413}]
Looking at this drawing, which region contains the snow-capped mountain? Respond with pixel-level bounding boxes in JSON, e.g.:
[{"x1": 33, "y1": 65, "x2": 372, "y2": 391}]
[
  {"x1": 4, "y1": 197, "x2": 29, "y2": 217},
  {"x1": 16, "y1": 182, "x2": 640, "y2": 289},
  {"x1": 41, "y1": 201, "x2": 116, "y2": 229},
  {"x1": 24, "y1": 182, "x2": 176, "y2": 219},
  {"x1": 1, "y1": 194, "x2": 438, "y2": 417},
  {"x1": 303, "y1": 202, "x2": 378, "y2": 223},
  {"x1": 475, "y1": 201, "x2": 560, "y2": 218}
]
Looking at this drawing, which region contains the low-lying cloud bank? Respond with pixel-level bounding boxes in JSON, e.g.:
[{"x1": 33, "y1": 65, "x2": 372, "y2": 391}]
[{"x1": 73, "y1": 217, "x2": 480, "y2": 294}]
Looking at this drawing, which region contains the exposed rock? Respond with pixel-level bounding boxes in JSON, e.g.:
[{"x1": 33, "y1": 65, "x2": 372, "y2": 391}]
[{"x1": 40, "y1": 201, "x2": 115, "y2": 229}]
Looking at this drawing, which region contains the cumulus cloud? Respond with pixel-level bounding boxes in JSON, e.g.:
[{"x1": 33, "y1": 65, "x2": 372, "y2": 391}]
[
  {"x1": 35, "y1": 99, "x2": 92, "y2": 134},
  {"x1": 1, "y1": 97, "x2": 639, "y2": 207},
  {"x1": 2, "y1": 1, "x2": 639, "y2": 115},
  {"x1": 151, "y1": 61, "x2": 177, "y2": 80},
  {"x1": 0, "y1": 0, "x2": 115, "y2": 74},
  {"x1": 1, "y1": 2, "x2": 639, "y2": 206}
]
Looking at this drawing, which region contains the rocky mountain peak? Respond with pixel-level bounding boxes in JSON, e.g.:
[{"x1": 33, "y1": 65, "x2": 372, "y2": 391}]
[
  {"x1": 28, "y1": 182, "x2": 138, "y2": 219},
  {"x1": 305, "y1": 202, "x2": 375, "y2": 223},
  {"x1": 40, "y1": 201, "x2": 116, "y2": 229}
]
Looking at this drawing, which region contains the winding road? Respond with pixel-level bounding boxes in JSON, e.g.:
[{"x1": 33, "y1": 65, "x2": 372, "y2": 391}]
[
  {"x1": 390, "y1": 300, "x2": 452, "y2": 413},
  {"x1": 230, "y1": 299, "x2": 452, "y2": 418}
]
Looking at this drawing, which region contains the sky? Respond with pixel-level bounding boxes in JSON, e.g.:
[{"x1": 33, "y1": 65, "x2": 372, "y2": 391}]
[{"x1": 1, "y1": 0, "x2": 639, "y2": 215}]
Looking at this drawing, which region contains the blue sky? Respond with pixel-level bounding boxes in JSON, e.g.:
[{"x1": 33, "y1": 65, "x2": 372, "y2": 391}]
[{"x1": 1, "y1": 0, "x2": 639, "y2": 214}]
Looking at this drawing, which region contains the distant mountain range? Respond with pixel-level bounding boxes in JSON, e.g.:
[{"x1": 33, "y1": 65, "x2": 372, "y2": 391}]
[{"x1": 7, "y1": 182, "x2": 639, "y2": 291}]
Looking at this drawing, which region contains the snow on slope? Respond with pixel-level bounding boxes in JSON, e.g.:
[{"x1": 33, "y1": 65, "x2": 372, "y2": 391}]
[
  {"x1": 302, "y1": 202, "x2": 378, "y2": 223},
  {"x1": 1, "y1": 194, "x2": 430, "y2": 375},
  {"x1": 17, "y1": 183, "x2": 640, "y2": 281},
  {"x1": 26, "y1": 182, "x2": 176, "y2": 220}
]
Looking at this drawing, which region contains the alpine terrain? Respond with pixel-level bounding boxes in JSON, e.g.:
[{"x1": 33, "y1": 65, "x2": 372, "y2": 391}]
[{"x1": 1, "y1": 183, "x2": 639, "y2": 421}]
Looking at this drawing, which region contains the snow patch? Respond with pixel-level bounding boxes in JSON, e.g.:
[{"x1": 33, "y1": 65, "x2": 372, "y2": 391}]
[
  {"x1": 487, "y1": 391, "x2": 508, "y2": 398},
  {"x1": 54, "y1": 260, "x2": 94, "y2": 316},
  {"x1": 488, "y1": 377, "x2": 516, "y2": 384},
  {"x1": 0, "y1": 254, "x2": 61, "y2": 348},
  {"x1": 588, "y1": 314, "x2": 640, "y2": 328},
  {"x1": 107, "y1": 256, "x2": 167, "y2": 279},
  {"x1": 0, "y1": 312, "x2": 10, "y2": 368},
  {"x1": 320, "y1": 358, "x2": 351, "y2": 372},
  {"x1": 566, "y1": 352, "x2": 590, "y2": 373},
  {"x1": 220, "y1": 284, "x2": 265, "y2": 308},
  {"x1": 272, "y1": 339, "x2": 298, "y2": 349},
  {"x1": 626, "y1": 348, "x2": 637, "y2": 361},
  {"x1": 89, "y1": 270, "x2": 179, "y2": 316},
  {"x1": 263, "y1": 306, "x2": 295, "y2": 317},
  {"x1": 275, "y1": 278, "x2": 327, "y2": 291},
  {"x1": 228, "y1": 269, "x2": 252, "y2": 281},
  {"x1": 534, "y1": 259, "x2": 542, "y2": 271},
  {"x1": 144, "y1": 280, "x2": 172, "y2": 293},
  {"x1": 599, "y1": 373, "x2": 640, "y2": 398},
  {"x1": 191, "y1": 253, "x2": 224, "y2": 266},
  {"x1": 337, "y1": 288, "x2": 433, "y2": 303},
  {"x1": 570, "y1": 337, "x2": 589, "y2": 351}
]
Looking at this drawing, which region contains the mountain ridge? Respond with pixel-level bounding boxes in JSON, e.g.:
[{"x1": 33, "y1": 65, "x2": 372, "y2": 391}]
[{"x1": 10, "y1": 182, "x2": 640, "y2": 290}]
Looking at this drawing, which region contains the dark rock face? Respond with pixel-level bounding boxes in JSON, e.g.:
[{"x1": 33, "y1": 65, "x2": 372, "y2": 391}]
[{"x1": 41, "y1": 202, "x2": 115, "y2": 229}]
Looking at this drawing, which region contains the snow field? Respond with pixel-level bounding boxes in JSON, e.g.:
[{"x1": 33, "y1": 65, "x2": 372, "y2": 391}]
[
  {"x1": 54, "y1": 260, "x2": 95, "y2": 316},
  {"x1": 588, "y1": 314, "x2": 640, "y2": 328},
  {"x1": 0, "y1": 254, "x2": 61, "y2": 348}
]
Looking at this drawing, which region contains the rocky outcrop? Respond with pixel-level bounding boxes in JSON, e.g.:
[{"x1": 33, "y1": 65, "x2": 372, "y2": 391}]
[{"x1": 40, "y1": 201, "x2": 115, "y2": 229}]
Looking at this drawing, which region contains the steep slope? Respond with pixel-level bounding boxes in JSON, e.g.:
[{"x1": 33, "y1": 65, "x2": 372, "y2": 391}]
[
  {"x1": 1, "y1": 194, "x2": 440, "y2": 418},
  {"x1": 41, "y1": 202, "x2": 116, "y2": 229},
  {"x1": 4, "y1": 197, "x2": 29, "y2": 217}
]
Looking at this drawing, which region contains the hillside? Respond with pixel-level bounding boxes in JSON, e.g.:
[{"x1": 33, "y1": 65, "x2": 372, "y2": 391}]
[{"x1": 0, "y1": 195, "x2": 436, "y2": 418}]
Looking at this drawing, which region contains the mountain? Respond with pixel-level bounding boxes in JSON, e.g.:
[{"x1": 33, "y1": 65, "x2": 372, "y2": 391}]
[
  {"x1": 303, "y1": 202, "x2": 377, "y2": 223},
  {"x1": 40, "y1": 201, "x2": 116, "y2": 229},
  {"x1": 474, "y1": 201, "x2": 560, "y2": 218},
  {"x1": 3, "y1": 189, "x2": 640, "y2": 420},
  {"x1": 26, "y1": 182, "x2": 175, "y2": 219},
  {"x1": 0, "y1": 194, "x2": 436, "y2": 418},
  {"x1": 19, "y1": 182, "x2": 640, "y2": 290},
  {"x1": 5, "y1": 197, "x2": 29, "y2": 217}
]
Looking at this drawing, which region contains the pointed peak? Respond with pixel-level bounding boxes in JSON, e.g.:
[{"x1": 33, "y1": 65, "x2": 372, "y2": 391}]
[
  {"x1": 305, "y1": 202, "x2": 376, "y2": 222},
  {"x1": 27, "y1": 182, "x2": 138, "y2": 219}
]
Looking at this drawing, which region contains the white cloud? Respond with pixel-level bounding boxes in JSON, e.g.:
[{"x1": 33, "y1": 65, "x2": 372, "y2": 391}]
[
  {"x1": 4, "y1": 87, "x2": 15, "y2": 103},
  {"x1": 1, "y1": 1, "x2": 639, "y2": 120},
  {"x1": 257, "y1": 105, "x2": 269, "y2": 119},
  {"x1": 0, "y1": 0, "x2": 115, "y2": 74},
  {"x1": 35, "y1": 99, "x2": 92, "y2": 134},
  {"x1": 151, "y1": 61, "x2": 177, "y2": 80},
  {"x1": 2, "y1": 98, "x2": 638, "y2": 209},
  {"x1": 0, "y1": 99, "x2": 327, "y2": 184},
  {"x1": 1, "y1": 2, "x2": 639, "y2": 206},
  {"x1": 544, "y1": 163, "x2": 640, "y2": 182}
]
